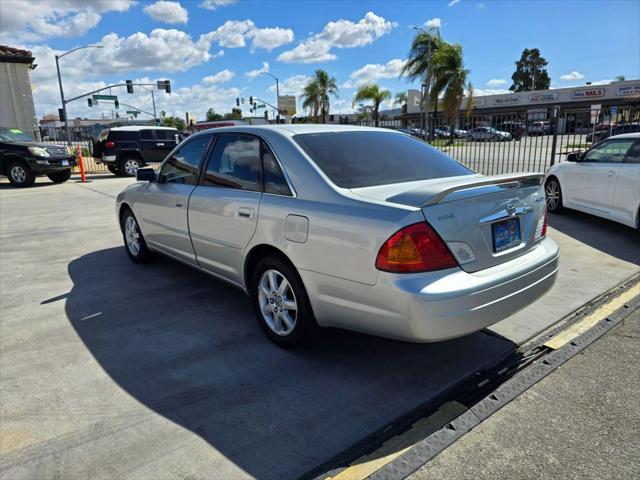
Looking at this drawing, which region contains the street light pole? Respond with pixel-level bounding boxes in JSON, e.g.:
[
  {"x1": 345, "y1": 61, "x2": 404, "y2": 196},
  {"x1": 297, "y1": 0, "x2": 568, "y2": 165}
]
[
  {"x1": 55, "y1": 45, "x2": 103, "y2": 145},
  {"x1": 261, "y1": 71, "x2": 280, "y2": 122}
]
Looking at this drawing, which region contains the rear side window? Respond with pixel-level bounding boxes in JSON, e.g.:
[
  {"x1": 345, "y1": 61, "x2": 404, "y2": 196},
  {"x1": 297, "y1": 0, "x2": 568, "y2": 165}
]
[
  {"x1": 109, "y1": 131, "x2": 138, "y2": 141},
  {"x1": 159, "y1": 135, "x2": 211, "y2": 185},
  {"x1": 140, "y1": 130, "x2": 154, "y2": 140},
  {"x1": 156, "y1": 129, "x2": 177, "y2": 140},
  {"x1": 262, "y1": 142, "x2": 292, "y2": 196},
  {"x1": 203, "y1": 134, "x2": 261, "y2": 191},
  {"x1": 293, "y1": 131, "x2": 472, "y2": 188}
]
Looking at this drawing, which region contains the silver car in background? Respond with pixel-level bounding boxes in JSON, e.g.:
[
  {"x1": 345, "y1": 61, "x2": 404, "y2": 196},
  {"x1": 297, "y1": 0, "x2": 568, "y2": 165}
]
[
  {"x1": 116, "y1": 125, "x2": 558, "y2": 347},
  {"x1": 466, "y1": 127, "x2": 512, "y2": 142}
]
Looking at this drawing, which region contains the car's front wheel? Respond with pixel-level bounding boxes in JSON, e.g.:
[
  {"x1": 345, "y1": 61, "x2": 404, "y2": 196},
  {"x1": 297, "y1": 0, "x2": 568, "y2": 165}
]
[
  {"x1": 545, "y1": 177, "x2": 564, "y2": 213},
  {"x1": 121, "y1": 208, "x2": 152, "y2": 262},
  {"x1": 119, "y1": 157, "x2": 143, "y2": 177},
  {"x1": 251, "y1": 255, "x2": 317, "y2": 348},
  {"x1": 47, "y1": 169, "x2": 72, "y2": 183},
  {"x1": 7, "y1": 160, "x2": 35, "y2": 187}
]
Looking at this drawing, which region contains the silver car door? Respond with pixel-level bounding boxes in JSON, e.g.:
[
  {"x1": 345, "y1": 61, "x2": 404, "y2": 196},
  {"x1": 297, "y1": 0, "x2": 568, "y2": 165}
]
[
  {"x1": 611, "y1": 140, "x2": 640, "y2": 226},
  {"x1": 137, "y1": 134, "x2": 213, "y2": 265},
  {"x1": 188, "y1": 133, "x2": 262, "y2": 285}
]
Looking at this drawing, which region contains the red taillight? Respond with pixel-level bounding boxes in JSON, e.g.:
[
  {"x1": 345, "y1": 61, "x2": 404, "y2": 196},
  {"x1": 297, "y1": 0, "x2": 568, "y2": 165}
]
[
  {"x1": 105, "y1": 140, "x2": 116, "y2": 148},
  {"x1": 375, "y1": 222, "x2": 459, "y2": 273},
  {"x1": 541, "y1": 208, "x2": 548, "y2": 237}
]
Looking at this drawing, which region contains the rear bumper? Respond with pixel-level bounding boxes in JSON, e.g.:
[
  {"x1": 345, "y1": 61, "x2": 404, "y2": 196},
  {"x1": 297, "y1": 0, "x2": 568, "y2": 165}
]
[
  {"x1": 301, "y1": 237, "x2": 559, "y2": 342},
  {"x1": 97, "y1": 155, "x2": 117, "y2": 165}
]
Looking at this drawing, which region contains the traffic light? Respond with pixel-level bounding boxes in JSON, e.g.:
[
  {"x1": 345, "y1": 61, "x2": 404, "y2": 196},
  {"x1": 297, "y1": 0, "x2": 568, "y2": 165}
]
[
  {"x1": 87, "y1": 98, "x2": 93, "y2": 107},
  {"x1": 236, "y1": 97, "x2": 240, "y2": 107},
  {"x1": 114, "y1": 99, "x2": 119, "y2": 109},
  {"x1": 58, "y1": 108, "x2": 65, "y2": 122},
  {"x1": 164, "y1": 80, "x2": 171, "y2": 94},
  {"x1": 126, "y1": 80, "x2": 134, "y2": 94},
  {"x1": 253, "y1": 102, "x2": 257, "y2": 110},
  {"x1": 249, "y1": 96, "x2": 253, "y2": 105}
]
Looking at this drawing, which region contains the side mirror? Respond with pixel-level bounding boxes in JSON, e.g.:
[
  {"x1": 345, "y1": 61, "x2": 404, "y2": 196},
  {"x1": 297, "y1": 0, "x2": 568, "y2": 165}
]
[
  {"x1": 566, "y1": 152, "x2": 581, "y2": 162},
  {"x1": 136, "y1": 167, "x2": 155, "y2": 182}
]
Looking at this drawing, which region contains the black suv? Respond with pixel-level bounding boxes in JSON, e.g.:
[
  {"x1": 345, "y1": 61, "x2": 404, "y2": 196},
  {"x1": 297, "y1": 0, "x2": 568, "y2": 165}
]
[
  {"x1": 0, "y1": 127, "x2": 76, "y2": 188},
  {"x1": 93, "y1": 126, "x2": 180, "y2": 176}
]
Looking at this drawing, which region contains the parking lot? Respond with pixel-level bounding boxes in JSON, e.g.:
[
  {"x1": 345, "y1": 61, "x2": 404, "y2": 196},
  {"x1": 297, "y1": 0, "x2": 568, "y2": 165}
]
[{"x1": 1, "y1": 175, "x2": 639, "y2": 480}]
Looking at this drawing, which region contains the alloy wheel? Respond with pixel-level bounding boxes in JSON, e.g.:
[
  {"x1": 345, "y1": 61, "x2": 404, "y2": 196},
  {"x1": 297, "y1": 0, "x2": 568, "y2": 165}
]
[
  {"x1": 124, "y1": 159, "x2": 140, "y2": 176},
  {"x1": 258, "y1": 269, "x2": 298, "y2": 336},
  {"x1": 125, "y1": 216, "x2": 141, "y2": 256},
  {"x1": 10, "y1": 166, "x2": 27, "y2": 184},
  {"x1": 545, "y1": 180, "x2": 560, "y2": 211}
]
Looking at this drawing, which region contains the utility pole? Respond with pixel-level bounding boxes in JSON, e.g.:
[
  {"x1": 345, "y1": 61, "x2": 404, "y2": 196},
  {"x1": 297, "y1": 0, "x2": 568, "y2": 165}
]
[{"x1": 261, "y1": 71, "x2": 280, "y2": 122}]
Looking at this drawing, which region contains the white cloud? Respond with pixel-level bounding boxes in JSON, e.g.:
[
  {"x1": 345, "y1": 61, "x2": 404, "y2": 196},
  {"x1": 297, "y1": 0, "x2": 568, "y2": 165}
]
[
  {"x1": 425, "y1": 18, "x2": 441, "y2": 29},
  {"x1": 486, "y1": 78, "x2": 508, "y2": 87},
  {"x1": 560, "y1": 71, "x2": 585, "y2": 81},
  {"x1": 343, "y1": 58, "x2": 406, "y2": 88},
  {"x1": 278, "y1": 11, "x2": 395, "y2": 64},
  {"x1": 199, "y1": 20, "x2": 294, "y2": 51},
  {"x1": 267, "y1": 74, "x2": 312, "y2": 95},
  {"x1": 203, "y1": 69, "x2": 235, "y2": 84},
  {"x1": 245, "y1": 62, "x2": 270, "y2": 79},
  {"x1": 448, "y1": 0, "x2": 461, "y2": 6},
  {"x1": 0, "y1": 0, "x2": 134, "y2": 42},
  {"x1": 212, "y1": 49, "x2": 225, "y2": 58},
  {"x1": 144, "y1": 1, "x2": 189, "y2": 24},
  {"x1": 199, "y1": 0, "x2": 237, "y2": 9}
]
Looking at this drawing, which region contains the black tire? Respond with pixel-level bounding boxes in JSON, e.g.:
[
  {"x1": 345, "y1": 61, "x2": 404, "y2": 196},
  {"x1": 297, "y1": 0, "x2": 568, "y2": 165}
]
[
  {"x1": 121, "y1": 208, "x2": 152, "y2": 263},
  {"x1": 118, "y1": 157, "x2": 143, "y2": 177},
  {"x1": 250, "y1": 255, "x2": 318, "y2": 348},
  {"x1": 46, "y1": 169, "x2": 72, "y2": 183},
  {"x1": 6, "y1": 160, "x2": 35, "y2": 187},
  {"x1": 545, "y1": 177, "x2": 564, "y2": 213},
  {"x1": 491, "y1": 135, "x2": 500, "y2": 142},
  {"x1": 107, "y1": 164, "x2": 122, "y2": 176},
  {"x1": 466, "y1": 136, "x2": 474, "y2": 142}
]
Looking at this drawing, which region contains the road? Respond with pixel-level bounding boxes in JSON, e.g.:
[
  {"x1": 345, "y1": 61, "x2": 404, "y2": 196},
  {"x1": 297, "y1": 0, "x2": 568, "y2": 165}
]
[{"x1": 0, "y1": 174, "x2": 638, "y2": 479}]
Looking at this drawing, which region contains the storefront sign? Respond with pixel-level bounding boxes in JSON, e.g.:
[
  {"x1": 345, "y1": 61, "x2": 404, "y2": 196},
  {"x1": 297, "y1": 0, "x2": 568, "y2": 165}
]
[
  {"x1": 528, "y1": 92, "x2": 558, "y2": 102},
  {"x1": 472, "y1": 97, "x2": 486, "y2": 107},
  {"x1": 616, "y1": 85, "x2": 640, "y2": 96},
  {"x1": 494, "y1": 96, "x2": 519, "y2": 105},
  {"x1": 570, "y1": 88, "x2": 605, "y2": 100}
]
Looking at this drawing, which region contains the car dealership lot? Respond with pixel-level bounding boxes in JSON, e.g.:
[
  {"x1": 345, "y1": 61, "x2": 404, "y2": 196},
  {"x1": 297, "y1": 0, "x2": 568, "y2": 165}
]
[{"x1": 1, "y1": 175, "x2": 639, "y2": 480}]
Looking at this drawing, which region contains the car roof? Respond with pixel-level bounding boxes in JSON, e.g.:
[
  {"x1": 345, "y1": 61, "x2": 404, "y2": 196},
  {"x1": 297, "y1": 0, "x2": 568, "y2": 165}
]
[
  {"x1": 185, "y1": 124, "x2": 405, "y2": 140},
  {"x1": 609, "y1": 132, "x2": 640, "y2": 139},
  {"x1": 110, "y1": 125, "x2": 177, "y2": 131}
]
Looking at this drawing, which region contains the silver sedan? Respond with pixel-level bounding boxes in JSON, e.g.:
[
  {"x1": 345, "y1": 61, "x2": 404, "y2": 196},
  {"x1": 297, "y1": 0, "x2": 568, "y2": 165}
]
[{"x1": 116, "y1": 125, "x2": 558, "y2": 347}]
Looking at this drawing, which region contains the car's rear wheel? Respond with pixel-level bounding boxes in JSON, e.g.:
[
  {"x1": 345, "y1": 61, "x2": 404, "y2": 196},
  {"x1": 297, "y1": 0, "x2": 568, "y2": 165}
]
[
  {"x1": 491, "y1": 134, "x2": 500, "y2": 142},
  {"x1": 466, "y1": 135, "x2": 474, "y2": 142},
  {"x1": 251, "y1": 255, "x2": 317, "y2": 348},
  {"x1": 7, "y1": 160, "x2": 35, "y2": 187},
  {"x1": 121, "y1": 208, "x2": 151, "y2": 262},
  {"x1": 107, "y1": 164, "x2": 122, "y2": 176},
  {"x1": 119, "y1": 157, "x2": 142, "y2": 177},
  {"x1": 46, "y1": 169, "x2": 72, "y2": 183},
  {"x1": 545, "y1": 177, "x2": 564, "y2": 213}
]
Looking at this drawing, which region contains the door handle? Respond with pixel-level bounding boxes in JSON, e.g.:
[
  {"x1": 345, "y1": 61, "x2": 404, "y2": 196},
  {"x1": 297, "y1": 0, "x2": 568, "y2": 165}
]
[
  {"x1": 175, "y1": 202, "x2": 183, "y2": 208},
  {"x1": 157, "y1": 143, "x2": 165, "y2": 146},
  {"x1": 607, "y1": 170, "x2": 616, "y2": 177},
  {"x1": 238, "y1": 207, "x2": 254, "y2": 218}
]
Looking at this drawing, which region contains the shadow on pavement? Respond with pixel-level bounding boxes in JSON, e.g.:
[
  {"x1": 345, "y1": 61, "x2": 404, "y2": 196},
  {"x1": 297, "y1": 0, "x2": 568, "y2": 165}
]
[
  {"x1": 548, "y1": 210, "x2": 640, "y2": 265},
  {"x1": 64, "y1": 247, "x2": 516, "y2": 479}
]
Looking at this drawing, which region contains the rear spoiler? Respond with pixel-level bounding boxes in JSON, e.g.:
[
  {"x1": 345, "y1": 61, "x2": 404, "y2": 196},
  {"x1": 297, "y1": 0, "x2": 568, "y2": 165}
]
[
  {"x1": 385, "y1": 173, "x2": 544, "y2": 208},
  {"x1": 422, "y1": 173, "x2": 544, "y2": 206}
]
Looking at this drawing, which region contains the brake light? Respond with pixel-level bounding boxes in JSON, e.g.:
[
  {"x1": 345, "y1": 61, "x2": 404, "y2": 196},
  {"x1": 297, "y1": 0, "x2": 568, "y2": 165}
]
[
  {"x1": 376, "y1": 222, "x2": 458, "y2": 273},
  {"x1": 541, "y1": 208, "x2": 548, "y2": 237},
  {"x1": 535, "y1": 208, "x2": 548, "y2": 240},
  {"x1": 105, "y1": 140, "x2": 116, "y2": 148}
]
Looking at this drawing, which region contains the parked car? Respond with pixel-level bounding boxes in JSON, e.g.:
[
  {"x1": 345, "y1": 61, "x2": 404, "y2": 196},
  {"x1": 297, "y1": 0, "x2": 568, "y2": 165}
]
[
  {"x1": 587, "y1": 122, "x2": 640, "y2": 143},
  {"x1": 93, "y1": 126, "x2": 181, "y2": 176},
  {"x1": 497, "y1": 121, "x2": 525, "y2": 140},
  {"x1": 527, "y1": 121, "x2": 552, "y2": 136},
  {"x1": 117, "y1": 125, "x2": 558, "y2": 347},
  {"x1": 439, "y1": 126, "x2": 467, "y2": 139},
  {"x1": 0, "y1": 127, "x2": 76, "y2": 187},
  {"x1": 545, "y1": 133, "x2": 640, "y2": 228},
  {"x1": 466, "y1": 127, "x2": 512, "y2": 142}
]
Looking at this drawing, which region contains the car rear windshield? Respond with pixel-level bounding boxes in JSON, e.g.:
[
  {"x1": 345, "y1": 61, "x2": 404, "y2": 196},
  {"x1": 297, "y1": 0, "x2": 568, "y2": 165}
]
[{"x1": 293, "y1": 131, "x2": 473, "y2": 188}]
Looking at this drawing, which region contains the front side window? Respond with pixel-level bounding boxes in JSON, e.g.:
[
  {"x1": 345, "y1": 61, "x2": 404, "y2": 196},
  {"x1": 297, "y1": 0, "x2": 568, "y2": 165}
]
[
  {"x1": 140, "y1": 130, "x2": 154, "y2": 140},
  {"x1": 156, "y1": 129, "x2": 178, "y2": 140},
  {"x1": 293, "y1": 131, "x2": 472, "y2": 188},
  {"x1": 159, "y1": 135, "x2": 211, "y2": 185},
  {"x1": 583, "y1": 139, "x2": 635, "y2": 163},
  {"x1": 203, "y1": 134, "x2": 261, "y2": 191}
]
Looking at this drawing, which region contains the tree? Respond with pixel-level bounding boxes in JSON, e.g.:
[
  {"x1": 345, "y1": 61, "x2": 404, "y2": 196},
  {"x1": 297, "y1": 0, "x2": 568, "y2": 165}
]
[
  {"x1": 429, "y1": 42, "x2": 473, "y2": 144},
  {"x1": 162, "y1": 116, "x2": 186, "y2": 131},
  {"x1": 206, "y1": 108, "x2": 223, "y2": 121},
  {"x1": 395, "y1": 91, "x2": 407, "y2": 114},
  {"x1": 401, "y1": 28, "x2": 443, "y2": 136},
  {"x1": 353, "y1": 84, "x2": 391, "y2": 127},
  {"x1": 615, "y1": 75, "x2": 626, "y2": 82},
  {"x1": 223, "y1": 107, "x2": 243, "y2": 120},
  {"x1": 509, "y1": 48, "x2": 550, "y2": 92},
  {"x1": 301, "y1": 69, "x2": 339, "y2": 123}
]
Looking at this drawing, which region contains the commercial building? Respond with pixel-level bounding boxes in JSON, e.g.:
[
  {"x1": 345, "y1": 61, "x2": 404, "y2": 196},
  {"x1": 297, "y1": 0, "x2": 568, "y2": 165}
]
[
  {"x1": 404, "y1": 79, "x2": 640, "y2": 133},
  {"x1": 0, "y1": 45, "x2": 39, "y2": 139}
]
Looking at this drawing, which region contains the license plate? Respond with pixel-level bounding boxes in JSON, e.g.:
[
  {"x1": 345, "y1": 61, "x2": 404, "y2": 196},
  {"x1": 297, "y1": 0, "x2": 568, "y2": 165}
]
[
  {"x1": 492, "y1": 218, "x2": 521, "y2": 252},
  {"x1": 61, "y1": 160, "x2": 69, "y2": 166}
]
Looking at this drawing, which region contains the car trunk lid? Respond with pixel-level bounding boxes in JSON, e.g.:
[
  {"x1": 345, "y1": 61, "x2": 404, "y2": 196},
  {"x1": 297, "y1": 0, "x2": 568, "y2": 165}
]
[{"x1": 351, "y1": 173, "x2": 547, "y2": 273}]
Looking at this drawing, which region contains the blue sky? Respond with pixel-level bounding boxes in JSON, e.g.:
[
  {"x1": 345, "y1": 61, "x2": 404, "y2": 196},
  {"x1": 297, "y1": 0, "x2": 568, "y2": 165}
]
[{"x1": 3, "y1": 0, "x2": 638, "y2": 120}]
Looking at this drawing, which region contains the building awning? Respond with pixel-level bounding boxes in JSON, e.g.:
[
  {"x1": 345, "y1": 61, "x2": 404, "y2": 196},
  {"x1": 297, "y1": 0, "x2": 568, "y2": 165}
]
[{"x1": 0, "y1": 45, "x2": 34, "y2": 64}]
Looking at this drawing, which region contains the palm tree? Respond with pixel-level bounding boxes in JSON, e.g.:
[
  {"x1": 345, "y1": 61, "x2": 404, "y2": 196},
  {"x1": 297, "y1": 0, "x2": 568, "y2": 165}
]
[
  {"x1": 353, "y1": 84, "x2": 391, "y2": 127},
  {"x1": 301, "y1": 69, "x2": 339, "y2": 123},
  {"x1": 395, "y1": 91, "x2": 407, "y2": 114},
  {"x1": 428, "y1": 42, "x2": 473, "y2": 145},
  {"x1": 401, "y1": 28, "x2": 443, "y2": 137}
]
